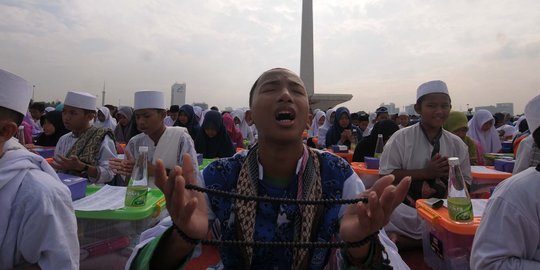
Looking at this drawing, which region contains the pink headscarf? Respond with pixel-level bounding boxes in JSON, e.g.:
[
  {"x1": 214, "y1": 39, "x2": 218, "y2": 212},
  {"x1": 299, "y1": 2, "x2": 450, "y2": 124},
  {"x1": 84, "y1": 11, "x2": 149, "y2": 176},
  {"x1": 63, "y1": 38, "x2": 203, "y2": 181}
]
[{"x1": 222, "y1": 113, "x2": 244, "y2": 148}]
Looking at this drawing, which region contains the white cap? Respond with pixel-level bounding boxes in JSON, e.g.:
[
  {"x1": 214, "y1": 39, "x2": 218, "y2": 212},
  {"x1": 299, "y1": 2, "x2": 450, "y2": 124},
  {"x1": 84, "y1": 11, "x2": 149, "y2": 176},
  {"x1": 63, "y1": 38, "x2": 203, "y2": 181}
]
[
  {"x1": 398, "y1": 111, "x2": 408, "y2": 116},
  {"x1": 44, "y1": 106, "x2": 56, "y2": 113},
  {"x1": 416, "y1": 80, "x2": 449, "y2": 101},
  {"x1": 134, "y1": 90, "x2": 166, "y2": 110},
  {"x1": 0, "y1": 69, "x2": 32, "y2": 116},
  {"x1": 525, "y1": 95, "x2": 540, "y2": 134},
  {"x1": 138, "y1": 146, "x2": 149, "y2": 152},
  {"x1": 448, "y1": 157, "x2": 459, "y2": 166},
  {"x1": 64, "y1": 91, "x2": 97, "y2": 111}
]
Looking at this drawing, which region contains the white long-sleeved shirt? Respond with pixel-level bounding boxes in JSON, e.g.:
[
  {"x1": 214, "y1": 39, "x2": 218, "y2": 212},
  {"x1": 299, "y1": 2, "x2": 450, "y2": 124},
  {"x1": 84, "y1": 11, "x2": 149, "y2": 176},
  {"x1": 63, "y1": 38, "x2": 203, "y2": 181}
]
[
  {"x1": 471, "y1": 167, "x2": 540, "y2": 269},
  {"x1": 0, "y1": 139, "x2": 79, "y2": 269},
  {"x1": 55, "y1": 131, "x2": 117, "y2": 184}
]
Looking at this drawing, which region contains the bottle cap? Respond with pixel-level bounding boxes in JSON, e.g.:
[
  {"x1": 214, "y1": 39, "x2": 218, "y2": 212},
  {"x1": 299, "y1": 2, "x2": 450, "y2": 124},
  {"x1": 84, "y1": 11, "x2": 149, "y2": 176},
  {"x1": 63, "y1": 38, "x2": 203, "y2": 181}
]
[
  {"x1": 448, "y1": 157, "x2": 459, "y2": 166},
  {"x1": 139, "y1": 146, "x2": 149, "y2": 152}
]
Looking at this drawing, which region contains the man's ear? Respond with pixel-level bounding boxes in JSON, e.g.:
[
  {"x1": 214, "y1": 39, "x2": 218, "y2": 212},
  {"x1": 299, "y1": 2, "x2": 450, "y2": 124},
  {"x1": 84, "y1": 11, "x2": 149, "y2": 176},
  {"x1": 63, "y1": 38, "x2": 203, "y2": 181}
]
[
  {"x1": 0, "y1": 121, "x2": 18, "y2": 141},
  {"x1": 414, "y1": 103, "x2": 421, "y2": 115},
  {"x1": 245, "y1": 110, "x2": 254, "y2": 126},
  {"x1": 86, "y1": 111, "x2": 96, "y2": 122}
]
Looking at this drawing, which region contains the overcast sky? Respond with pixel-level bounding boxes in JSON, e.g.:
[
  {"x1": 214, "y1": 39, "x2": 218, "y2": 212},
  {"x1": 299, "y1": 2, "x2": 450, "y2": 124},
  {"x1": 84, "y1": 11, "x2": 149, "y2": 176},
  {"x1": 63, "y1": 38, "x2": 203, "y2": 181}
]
[{"x1": 1, "y1": 0, "x2": 539, "y2": 114}]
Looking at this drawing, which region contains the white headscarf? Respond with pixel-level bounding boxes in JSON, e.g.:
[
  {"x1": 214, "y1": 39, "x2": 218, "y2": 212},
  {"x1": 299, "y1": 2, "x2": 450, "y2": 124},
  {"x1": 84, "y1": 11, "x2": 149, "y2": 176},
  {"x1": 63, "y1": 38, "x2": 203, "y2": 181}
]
[
  {"x1": 467, "y1": 109, "x2": 501, "y2": 153},
  {"x1": 94, "y1": 106, "x2": 117, "y2": 130},
  {"x1": 193, "y1": 106, "x2": 203, "y2": 122},
  {"x1": 231, "y1": 109, "x2": 254, "y2": 143},
  {"x1": 322, "y1": 109, "x2": 335, "y2": 130},
  {"x1": 364, "y1": 112, "x2": 377, "y2": 137},
  {"x1": 309, "y1": 110, "x2": 326, "y2": 137}
]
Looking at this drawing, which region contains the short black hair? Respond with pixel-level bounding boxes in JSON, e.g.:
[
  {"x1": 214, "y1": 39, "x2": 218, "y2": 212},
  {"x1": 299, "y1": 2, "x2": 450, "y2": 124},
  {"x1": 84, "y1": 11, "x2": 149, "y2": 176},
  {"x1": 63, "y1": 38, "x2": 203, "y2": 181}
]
[
  {"x1": 249, "y1": 78, "x2": 259, "y2": 107},
  {"x1": 29, "y1": 102, "x2": 45, "y2": 113},
  {"x1": 533, "y1": 126, "x2": 540, "y2": 147},
  {"x1": 0, "y1": 107, "x2": 24, "y2": 126},
  {"x1": 210, "y1": 106, "x2": 219, "y2": 111},
  {"x1": 350, "y1": 113, "x2": 359, "y2": 120},
  {"x1": 169, "y1": 105, "x2": 180, "y2": 113},
  {"x1": 358, "y1": 113, "x2": 369, "y2": 122},
  {"x1": 493, "y1": 112, "x2": 505, "y2": 122},
  {"x1": 518, "y1": 119, "x2": 528, "y2": 133}
]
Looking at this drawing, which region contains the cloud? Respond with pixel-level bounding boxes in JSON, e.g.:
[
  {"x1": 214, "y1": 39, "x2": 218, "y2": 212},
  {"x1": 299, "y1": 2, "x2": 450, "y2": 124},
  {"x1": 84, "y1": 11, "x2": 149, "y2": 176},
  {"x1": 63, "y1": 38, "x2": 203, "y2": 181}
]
[{"x1": 1, "y1": 0, "x2": 539, "y2": 113}]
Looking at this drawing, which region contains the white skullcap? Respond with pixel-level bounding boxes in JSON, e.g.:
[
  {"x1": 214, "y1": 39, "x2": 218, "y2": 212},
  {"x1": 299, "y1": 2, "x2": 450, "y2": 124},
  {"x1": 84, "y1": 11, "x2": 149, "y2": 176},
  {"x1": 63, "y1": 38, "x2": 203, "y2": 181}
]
[
  {"x1": 525, "y1": 94, "x2": 540, "y2": 134},
  {"x1": 398, "y1": 111, "x2": 408, "y2": 116},
  {"x1": 44, "y1": 107, "x2": 56, "y2": 113},
  {"x1": 64, "y1": 91, "x2": 97, "y2": 111},
  {"x1": 134, "y1": 90, "x2": 166, "y2": 110},
  {"x1": 417, "y1": 80, "x2": 449, "y2": 101},
  {"x1": 0, "y1": 69, "x2": 32, "y2": 116}
]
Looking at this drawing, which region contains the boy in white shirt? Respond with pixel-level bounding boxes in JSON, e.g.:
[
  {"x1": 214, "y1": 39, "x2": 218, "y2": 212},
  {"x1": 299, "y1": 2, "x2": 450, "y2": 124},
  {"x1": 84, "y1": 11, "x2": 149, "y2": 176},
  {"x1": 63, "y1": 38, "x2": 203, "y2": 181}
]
[{"x1": 379, "y1": 80, "x2": 471, "y2": 249}]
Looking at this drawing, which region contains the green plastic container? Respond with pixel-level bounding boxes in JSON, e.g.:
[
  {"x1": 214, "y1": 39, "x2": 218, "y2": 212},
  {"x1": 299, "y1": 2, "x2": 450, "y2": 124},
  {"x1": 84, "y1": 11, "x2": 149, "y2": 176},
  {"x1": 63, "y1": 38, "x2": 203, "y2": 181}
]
[
  {"x1": 75, "y1": 186, "x2": 166, "y2": 221},
  {"x1": 198, "y1": 158, "x2": 216, "y2": 171}
]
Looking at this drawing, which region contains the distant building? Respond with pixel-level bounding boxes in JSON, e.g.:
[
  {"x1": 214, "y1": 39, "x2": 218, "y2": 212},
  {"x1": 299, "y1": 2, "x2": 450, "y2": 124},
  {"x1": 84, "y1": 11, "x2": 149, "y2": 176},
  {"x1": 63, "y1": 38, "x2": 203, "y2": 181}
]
[
  {"x1": 380, "y1": 103, "x2": 399, "y2": 114},
  {"x1": 475, "y1": 103, "x2": 514, "y2": 115},
  {"x1": 192, "y1": 102, "x2": 208, "y2": 110},
  {"x1": 171, "y1": 83, "x2": 186, "y2": 106},
  {"x1": 404, "y1": 104, "x2": 417, "y2": 116}
]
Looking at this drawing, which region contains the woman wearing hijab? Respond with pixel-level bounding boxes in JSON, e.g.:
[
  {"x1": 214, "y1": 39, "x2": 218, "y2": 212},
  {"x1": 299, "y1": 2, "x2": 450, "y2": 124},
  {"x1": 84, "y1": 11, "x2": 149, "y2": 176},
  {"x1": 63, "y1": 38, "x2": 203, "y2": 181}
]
[
  {"x1": 174, "y1": 104, "x2": 200, "y2": 140},
  {"x1": 95, "y1": 106, "x2": 117, "y2": 130},
  {"x1": 193, "y1": 106, "x2": 203, "y2": 123},
  {"x1": 325, "y1": 107, "x2": 362, "y2": 148},
  {"x1": 222, "y1": 113, "x2": 244, "y2": 148},
  {"x1": 35, "y1": 111, "x2": 70, "y2": 147},
  {"x1": 444, "y1": 111, "x2": 484, "y2": 165},
  {"x1": 231, "y1": 109, "x2": 254, "y2": 146},
  {"x1": 317, "y1": 108, "x2": 335, "y2": 148},
  {"x1": 308, "y1": 110, "x2": 326, "y2": 138},
  {"x1": 195, "y1": 110, "x2": 235, "y2": 159},
  {"x1": 363, "y1": 112, "x2": 377, "y2": 137},
  {"x1": 114, "y1": 106, "x2": 138, "y2": 144},
  {"x1": 467, "y1": 109, "x2": 502, "y2": 153},
  {"x1": 353, "y1": 120, "x2": 399, "y2": 162}
]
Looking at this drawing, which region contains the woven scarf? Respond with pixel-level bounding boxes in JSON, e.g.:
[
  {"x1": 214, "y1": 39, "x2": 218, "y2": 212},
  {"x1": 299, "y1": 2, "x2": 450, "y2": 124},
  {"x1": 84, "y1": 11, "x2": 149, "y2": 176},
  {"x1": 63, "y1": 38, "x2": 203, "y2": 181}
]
[
  {"x1": 65, "y1": 127, "x2": 115, "y2": 168},
  {"x1": 406, "y1": 124, "x2": 447, "y2": 206},
  {"x1": 235, "y1": 144, "x2": 322, "y2": 269}
]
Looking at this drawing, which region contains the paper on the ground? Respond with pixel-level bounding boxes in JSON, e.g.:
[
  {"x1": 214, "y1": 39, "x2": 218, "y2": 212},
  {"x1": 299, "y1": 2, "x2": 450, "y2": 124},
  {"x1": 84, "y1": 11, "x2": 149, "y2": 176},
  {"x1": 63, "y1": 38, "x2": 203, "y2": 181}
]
[
  {"x1": 471, "y1": 166, "x2": 509, "y2": 174},
  {"x1": 73, "y1": 185, "x2": 127, "y2": 211},
  {"x1": 443, "y1": 199, "x2": 488, "y2": 217}
]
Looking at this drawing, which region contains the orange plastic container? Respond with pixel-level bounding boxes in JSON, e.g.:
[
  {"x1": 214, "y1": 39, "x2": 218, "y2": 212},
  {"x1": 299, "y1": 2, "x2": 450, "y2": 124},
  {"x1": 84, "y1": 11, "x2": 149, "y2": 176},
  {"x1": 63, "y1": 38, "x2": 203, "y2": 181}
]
[
  {"x1": 470, "y1": 166, "x2": 512, "y2": 194},
  {"x1": 417, "y1": 199, "x2": 480, "y2": 270},
  {"x1": 326, "y1": 149, "x2": 353, "y2": 164},
  {"x1": 351, "y1": 162, "x2": 379, "y2": 188}
]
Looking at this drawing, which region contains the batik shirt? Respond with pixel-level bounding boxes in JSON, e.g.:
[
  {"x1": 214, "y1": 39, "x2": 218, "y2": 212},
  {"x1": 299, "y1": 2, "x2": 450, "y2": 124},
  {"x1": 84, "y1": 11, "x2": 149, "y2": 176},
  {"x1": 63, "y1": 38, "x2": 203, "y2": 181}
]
[
  {"x1": 129, "y1": 150, "x2": 409, "y2": 269},
  {"x1": 204, "y1": 151, "x2": 361, "y2": 269}
]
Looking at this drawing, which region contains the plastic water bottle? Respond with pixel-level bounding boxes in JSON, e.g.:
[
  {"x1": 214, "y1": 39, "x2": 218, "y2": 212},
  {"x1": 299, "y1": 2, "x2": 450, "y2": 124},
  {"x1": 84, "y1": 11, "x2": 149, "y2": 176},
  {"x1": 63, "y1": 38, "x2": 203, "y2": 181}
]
[
  {"x1": 374, "y1": 134, "x2": 384, "y2": 158},
  {"x1": 125, "y1": 146, "x2": 149, "y2": 207},
  {"x1": 350, "y1": 129, "x2": 358, "y2": 151},
  {"x1": 447, "y1": 157, "x2": 473, "y2": 223},
  {"x1": 17, "y1": 126, "x2": 25, "y2": 145}
]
